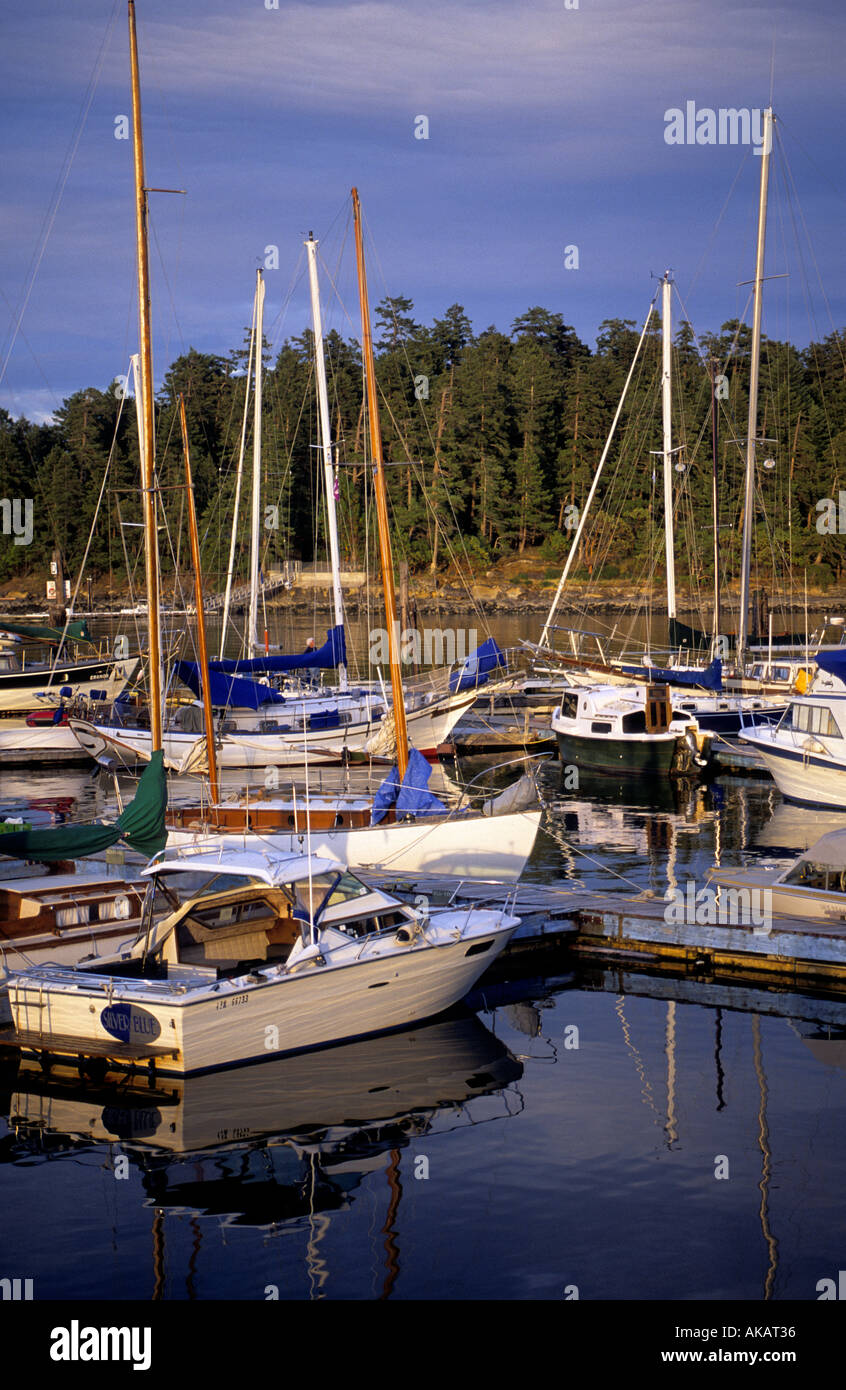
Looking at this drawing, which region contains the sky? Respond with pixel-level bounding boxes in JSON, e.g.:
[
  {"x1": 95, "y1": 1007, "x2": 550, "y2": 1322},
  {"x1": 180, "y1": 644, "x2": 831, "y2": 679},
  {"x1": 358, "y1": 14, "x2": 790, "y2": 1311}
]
[{"x1": 1, "y1": 0, "x2": 846, "y2": 423}]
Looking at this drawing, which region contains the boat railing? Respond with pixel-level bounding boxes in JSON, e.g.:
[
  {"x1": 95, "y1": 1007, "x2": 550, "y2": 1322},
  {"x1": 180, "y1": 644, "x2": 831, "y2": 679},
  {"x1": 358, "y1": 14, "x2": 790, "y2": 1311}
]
[{"x1": 451, "y1": 753, "x2": 549, "y2": 811}]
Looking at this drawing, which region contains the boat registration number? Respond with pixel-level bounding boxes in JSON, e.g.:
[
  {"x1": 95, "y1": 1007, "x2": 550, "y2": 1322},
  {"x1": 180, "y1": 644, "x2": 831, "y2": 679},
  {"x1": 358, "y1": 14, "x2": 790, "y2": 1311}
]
[{"x1": 216, "y1": 993, "x2": 249, "y2": 1012}]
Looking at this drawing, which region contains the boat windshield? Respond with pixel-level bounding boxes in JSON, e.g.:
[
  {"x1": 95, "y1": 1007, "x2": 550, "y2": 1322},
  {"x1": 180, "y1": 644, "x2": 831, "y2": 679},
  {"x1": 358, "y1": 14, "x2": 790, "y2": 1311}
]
[
  {"x1": 154, "y1": 870, "x2": 265, "y2": 904},
  {"x1": 291, "y1": 870, "x2": 370, "y2": 918},
  {"x1": 782, "y1": 860, "x2": 846, "y2": 893}
]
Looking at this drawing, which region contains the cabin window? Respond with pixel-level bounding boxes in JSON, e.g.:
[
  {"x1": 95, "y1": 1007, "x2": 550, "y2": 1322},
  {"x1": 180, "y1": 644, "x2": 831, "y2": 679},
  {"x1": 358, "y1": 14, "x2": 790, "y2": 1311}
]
[
  {"x1": 291, "y1": 870, "x2": 370, "y2": 919},
  {"x1": 789, "y1": 704, "x2": 842, "y2": 738},
  {"x1": 773, "y1": 667, "x2": 789, "y2": 683},
  {"x1": 314, "y1": 871, "x2": 372, "y2": 907},
  {"x1": 782, "y1": 860, "x2": 846, "y2": 893},
  {"x1": 559, "y1": 693, "x2": 579, "y2": 720},
  {"x1": 621, "y1": 711, "x2": 647, "y2": 733},
  {"x1": 336, "y1": 910, "x2": 405, "y2": 939},
  {"x1": 590, "y1": 720, "x2": 612, "y2": 733}
]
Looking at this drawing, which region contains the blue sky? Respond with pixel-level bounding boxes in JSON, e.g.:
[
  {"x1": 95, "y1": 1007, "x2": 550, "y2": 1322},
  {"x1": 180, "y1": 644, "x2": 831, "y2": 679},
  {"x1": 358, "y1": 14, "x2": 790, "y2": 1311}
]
[{"x1": 2, "y1": 0, "x2": 845, "y2": 422}]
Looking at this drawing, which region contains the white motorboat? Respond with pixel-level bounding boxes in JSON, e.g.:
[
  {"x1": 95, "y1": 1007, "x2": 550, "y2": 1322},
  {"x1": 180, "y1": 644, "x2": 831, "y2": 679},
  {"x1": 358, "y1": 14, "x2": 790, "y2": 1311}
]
[
  {"x1": 8, "y1": 847, "x2": 520, "y2": 1075},
  {"x1": 740, "y1": 650, "x2": 846, "y2": 808},
  {"x1": 707, "y1": 828, "x2": 846, "y2": 922}
]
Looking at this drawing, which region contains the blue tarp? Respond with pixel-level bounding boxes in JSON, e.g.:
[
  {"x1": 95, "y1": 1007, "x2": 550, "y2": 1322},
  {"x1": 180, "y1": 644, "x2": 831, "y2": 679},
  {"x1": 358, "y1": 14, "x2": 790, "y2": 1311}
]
[
  {"x1": 211, "y1": 626, "x2": 346, "y2": 675},
  {"x1": 449, "y1": 637, "x2": 507, "y2": 692},
  {"x1": 174, "y1": 627, "x2": 347, "y2": 710},
  {"x1": 370, "y1": 748, "x2": 448, "y2": 825},
  {"x1": 619, "y1": 657, "x2": 723, "y2": 692},
  {"x1": 174, "y1": 662, "x2": 287, "y2": 710},
  {"x1": 815, "y1": 650, "x2": 846, "y2": 682}
]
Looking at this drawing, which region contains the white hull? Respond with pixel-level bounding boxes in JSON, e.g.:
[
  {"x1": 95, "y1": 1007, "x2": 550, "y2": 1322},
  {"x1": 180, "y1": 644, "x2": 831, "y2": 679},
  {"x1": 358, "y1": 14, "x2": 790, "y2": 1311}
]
[
  {"x1": 0, "y1": 725, "x2": 87, "y2": 761},
  {"x1": 0, "y1": 657, "x2": 139, "y2": 716},
  {"x1": 10, "y1": 921, "x2": 514, "y2": 1074},
  {"x1": 166, "y1": 807, "x2": 543, "y2": 880},
  {"x1": 70, "y1": 688, "x2": 475, "y2": 770},
  {"x1": 742, "y1": 725, "x2": 846, "y2": 809}
]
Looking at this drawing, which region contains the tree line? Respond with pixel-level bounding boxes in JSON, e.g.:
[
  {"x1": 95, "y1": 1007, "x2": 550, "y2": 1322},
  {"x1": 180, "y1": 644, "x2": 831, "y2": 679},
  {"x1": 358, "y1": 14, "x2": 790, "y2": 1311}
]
[{"x1": 1, "y1": 299, "x2": 844, "y2": 596}]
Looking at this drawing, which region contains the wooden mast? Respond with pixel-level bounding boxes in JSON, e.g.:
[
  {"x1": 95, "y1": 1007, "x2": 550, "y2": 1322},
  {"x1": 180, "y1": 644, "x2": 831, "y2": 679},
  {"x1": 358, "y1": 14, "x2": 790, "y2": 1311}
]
[
  {"x1": 178, "y1": 395, "x2": 220, "y2": 804},
  {"x1": 128, "y1": 0, "x2": 162, "y2": 749},
  {"x1": 351, "y1": 188, "x2": 409, "y2": 778}
]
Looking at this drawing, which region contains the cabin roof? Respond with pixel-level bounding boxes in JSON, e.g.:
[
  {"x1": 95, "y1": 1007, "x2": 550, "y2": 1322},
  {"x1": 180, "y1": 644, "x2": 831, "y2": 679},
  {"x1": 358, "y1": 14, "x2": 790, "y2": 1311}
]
[
  {"x1": 797, "y1": 830, "x2": 846, "y2": 870},
  {"x1": 143, "y1": 848, "x2": 343, "y2": 886}
]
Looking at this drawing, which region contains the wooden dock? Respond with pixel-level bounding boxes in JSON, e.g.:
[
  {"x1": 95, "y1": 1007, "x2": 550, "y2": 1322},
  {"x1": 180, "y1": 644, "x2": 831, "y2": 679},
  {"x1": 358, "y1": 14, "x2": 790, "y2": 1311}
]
[
  {"x1": 365, "y1": 872, "x2": 846, "y2": 993},
  {"x1": 709, "y1": 736, "x2": 768, "y2": 776}
]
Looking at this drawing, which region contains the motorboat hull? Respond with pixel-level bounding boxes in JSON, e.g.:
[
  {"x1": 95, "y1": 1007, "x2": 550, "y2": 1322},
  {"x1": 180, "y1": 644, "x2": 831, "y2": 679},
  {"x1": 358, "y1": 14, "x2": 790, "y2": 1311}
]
[{"x1": 9, "y1": 920, "x2": 515, "y2": 1075}]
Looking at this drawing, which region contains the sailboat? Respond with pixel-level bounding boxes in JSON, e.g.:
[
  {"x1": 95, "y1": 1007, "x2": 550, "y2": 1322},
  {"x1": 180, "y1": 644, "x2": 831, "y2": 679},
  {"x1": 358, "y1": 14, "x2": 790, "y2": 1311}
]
[
  {"x1": 159, "y1": 191, "x2": 542, "y2": 877},
  {"x1": 538, "y1": 123, "x2": 801, "y2": 736},
  {"x1": 69, "y1": 253, "x2": 479, "y2": 772}
]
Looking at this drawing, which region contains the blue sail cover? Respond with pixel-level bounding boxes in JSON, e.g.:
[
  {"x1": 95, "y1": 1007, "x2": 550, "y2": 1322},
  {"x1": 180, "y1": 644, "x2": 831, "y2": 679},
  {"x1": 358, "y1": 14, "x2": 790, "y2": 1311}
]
[
  {"x1": 211, "y1": 626, "x2": 346, "y2": 675},
  {"x1": 619, "y1": 657, "x2": 723, "y2": 692},
  {"x1": 449, "y1": 637, "x2": 507, "y2": 692},
  {"x1": 815, "y1": 650, "x2": 846, "y2": 683},
  {"x1": 370, "y1": 748, "x2": 448, "y2": 825},
  {"x1": 174, "y1": 662, "x2": 287, "y2": 710}
]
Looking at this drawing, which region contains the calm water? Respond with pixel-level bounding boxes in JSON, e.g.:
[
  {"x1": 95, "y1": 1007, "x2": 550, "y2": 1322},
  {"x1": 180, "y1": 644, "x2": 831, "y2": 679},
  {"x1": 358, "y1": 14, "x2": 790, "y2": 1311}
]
[{"x1": 2, "y1": 750, "x2": 846, "y2": 1301}]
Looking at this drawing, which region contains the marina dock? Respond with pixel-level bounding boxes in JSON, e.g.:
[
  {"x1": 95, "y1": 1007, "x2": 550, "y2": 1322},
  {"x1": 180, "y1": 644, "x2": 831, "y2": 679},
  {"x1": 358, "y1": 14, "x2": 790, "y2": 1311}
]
[{"x1": 366, "y1": 872, "x2": 846, "y2": 994}]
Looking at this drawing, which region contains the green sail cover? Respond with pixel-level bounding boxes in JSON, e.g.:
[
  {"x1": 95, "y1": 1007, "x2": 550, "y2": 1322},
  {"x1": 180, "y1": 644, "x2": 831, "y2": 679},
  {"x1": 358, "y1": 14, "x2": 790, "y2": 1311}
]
[
  {"x1": 0, "y1": 751, "x2": 167, "y2": 862},
  {"x1": 0, "y1": 619, "x2": 94, "y2": 644}
]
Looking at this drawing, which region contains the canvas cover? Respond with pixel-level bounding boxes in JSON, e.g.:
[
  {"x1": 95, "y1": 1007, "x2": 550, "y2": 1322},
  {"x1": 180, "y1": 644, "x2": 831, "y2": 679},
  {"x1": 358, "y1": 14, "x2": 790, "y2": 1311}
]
[
  {"x1": 174, "y1": 662, "x2": 286, "y2": 710},
  {"x1": 0, "y1": 619, "x2": 93, "y2": 645},
  {"x1": 211, "y1": 626, "x2": 346, "y2": 675},
  {"x1": 449, "y1": 637, "x2": 507, "y2": 692},
  {"x1": 370, "y1": 748, "x2": 448, "y2": 825},
  {"x1": 620, "y1": 657, "x2": 723, "y2": 691},
  {"x1": 0, "y1": 750, "x2": 167, "y2": 862}
]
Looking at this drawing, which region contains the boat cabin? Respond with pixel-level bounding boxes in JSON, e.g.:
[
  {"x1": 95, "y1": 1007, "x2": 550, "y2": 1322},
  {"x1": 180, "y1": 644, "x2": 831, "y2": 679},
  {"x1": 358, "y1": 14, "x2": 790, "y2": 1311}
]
[{"x1": 140, "y1": 852, "x2": 413, "y2": 978}]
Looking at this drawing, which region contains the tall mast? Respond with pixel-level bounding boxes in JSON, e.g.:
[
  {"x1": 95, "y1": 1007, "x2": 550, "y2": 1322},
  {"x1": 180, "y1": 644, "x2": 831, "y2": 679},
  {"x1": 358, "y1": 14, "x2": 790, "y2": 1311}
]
[
  {"x1": 738, "y1": 107, "x2": 773, "y2": 663},
  {"x1": 661, "y1": 272, "x2": 677, "y2": 624},
  {"x1": 219, "y1": 288, "x2": 257, "y2": 659},
  {"x1": 351, "y1": 188, "x2": 409, "y2": 778},
  {"x1": 305, "y1": 233, "x2": 347, "y2": 690},
  {"x1": 128, "y1": 0, "x2": 162, "y2": 749},
  {"x1": 248, "y1": 268, "x2": 265, "y2": 658},
  {"x1": 711, "y1": 357, "x2": 722, "y2": 654},
  {"x1": 179, "y1": 396, "x2": 220, "y2": 804},
  {"x1": 539, "y1": 299, "x2": 656, "y2": 648}
]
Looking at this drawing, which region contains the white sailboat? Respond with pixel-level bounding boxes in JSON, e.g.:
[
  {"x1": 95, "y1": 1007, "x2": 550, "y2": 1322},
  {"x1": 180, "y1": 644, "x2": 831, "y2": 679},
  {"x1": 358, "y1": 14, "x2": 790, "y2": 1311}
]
[
  {"x1": 70, "y1": 240, "x2": 476, "y2": 771},
  {"x1": 159, "y1": 190, "x2": 542, "y2": 877}
]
